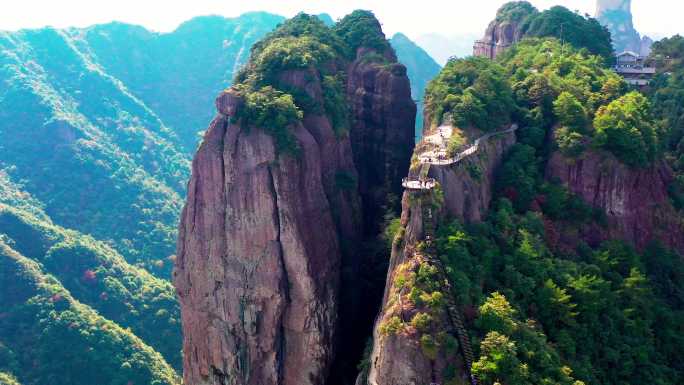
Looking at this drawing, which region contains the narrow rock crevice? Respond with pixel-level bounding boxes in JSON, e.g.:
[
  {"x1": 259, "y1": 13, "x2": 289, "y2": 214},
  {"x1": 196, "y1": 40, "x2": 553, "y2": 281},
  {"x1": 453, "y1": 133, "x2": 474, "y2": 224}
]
[{"x1": 267, "y1": 163, "x2": 291, "y2": 385}]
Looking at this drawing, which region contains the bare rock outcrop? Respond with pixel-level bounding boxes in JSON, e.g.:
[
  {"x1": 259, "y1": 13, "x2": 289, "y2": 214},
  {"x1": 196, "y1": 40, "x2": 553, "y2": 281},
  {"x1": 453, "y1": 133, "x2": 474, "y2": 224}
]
[
  {"x1": 174, "y1": 14, "x2": 415, "y2": 385},
  {"x1": 429, "y1": 132, "x2": 517, "y2": 222},
  {"x1": 546, "y1": 150, "x2": 684, "y2": 254},
  {"x1": 347, "y1": 51, "x2": 416, "y2": 233},
  {"x1": 473, "y1": 1, "x2": 537, "y2": 59},
  {"x1": 175, "y1": 90, "x2": 346, "y2": 385},
  {"x1": 366, "y1": 194, "x2": 461, "y2": 385}
]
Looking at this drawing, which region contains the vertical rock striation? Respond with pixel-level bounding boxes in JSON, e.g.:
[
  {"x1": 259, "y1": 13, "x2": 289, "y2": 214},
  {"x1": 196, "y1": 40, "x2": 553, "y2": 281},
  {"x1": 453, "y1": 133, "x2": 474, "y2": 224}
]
[
  {"x1": 546, "y1": 150, "x2": 684, "y2": 254},
  {"x1": 348, "y1": 47, "x2": 416, "y2": 235},
  {"x1": 175, "y1": 90, "x2": 345, "y2": 385},
  {"x1": 473, "y1": 1, "x2": 537, "y2": 59},
  {"x1": 174, "y1": 12, "x2": 415, "y2": 385}
]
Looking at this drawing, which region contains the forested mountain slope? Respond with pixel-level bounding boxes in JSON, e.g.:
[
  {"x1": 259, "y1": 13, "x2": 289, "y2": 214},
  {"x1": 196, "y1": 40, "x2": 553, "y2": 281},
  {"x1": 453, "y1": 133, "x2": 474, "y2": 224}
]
[
  {"x1": 0, "y1": 240, "x2": 179, "y2": 385},
  {"x1": 0, "y1": 13, "x2": 284, "y2": 384},
  {"x1": 0, "y1": 173, "x2": 182, "y2": 382},
  {"x1": 0, "y1": 10, "x2": 437, "y2": 385},
  {"x1": 0, "y1": 13, "x2": 286, "y2": 276},
  {"x1": 367, "y1": 4, "x2": 684, "y2": 385},
  {"x1": 391, "y1": 32, "x2": 441, "y2": 138}
]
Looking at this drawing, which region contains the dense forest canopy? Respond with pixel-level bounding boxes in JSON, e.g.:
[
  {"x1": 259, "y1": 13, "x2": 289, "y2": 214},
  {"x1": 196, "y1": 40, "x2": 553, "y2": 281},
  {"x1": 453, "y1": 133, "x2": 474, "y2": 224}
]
[
  {"x1": 232, "y1": 11, "x2": 392, "y2": 154},
  {"x1": 420, "y1": 5, "x2": 684, "y2": 384},
  {"x1": 426, "y1": 38, "x2": 662, "y2": 167},
  {"x1": 494, "y1": 1, "x2": 538, "y2": 23},
  {"x1": 520, "y1": 6, "x2": 614, "y2": 61},
  {"x1": 648, "y1": 35, "x2": 684, "y2": 208},
  {"x1": 0, "y1": 242, "x2": 180, "y2": 385},
  {"x1": 424, "y1": 57, "x2": 515, "y2": 131}
]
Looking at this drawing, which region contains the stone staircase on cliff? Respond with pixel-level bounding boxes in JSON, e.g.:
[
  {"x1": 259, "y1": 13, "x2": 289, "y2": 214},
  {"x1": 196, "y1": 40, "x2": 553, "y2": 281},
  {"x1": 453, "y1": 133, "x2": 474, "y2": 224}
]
[
  {"x1": 398, "y1": 124, "x2": 522, "y2": 385},
  {"x1": 420, "y1": 203, "x2": 479, "y2": 385}
]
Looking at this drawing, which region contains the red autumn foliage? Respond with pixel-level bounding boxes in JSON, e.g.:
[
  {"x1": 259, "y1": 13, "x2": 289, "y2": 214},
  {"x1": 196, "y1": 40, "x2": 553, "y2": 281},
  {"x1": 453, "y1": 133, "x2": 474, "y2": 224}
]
[{"x1": 82, "y1": 269, "x2": 97, "y2": 283}]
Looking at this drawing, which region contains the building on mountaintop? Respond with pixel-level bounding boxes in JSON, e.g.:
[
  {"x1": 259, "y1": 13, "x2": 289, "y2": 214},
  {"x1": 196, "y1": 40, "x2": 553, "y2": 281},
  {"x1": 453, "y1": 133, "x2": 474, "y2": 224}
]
[{"x1": 613, "y1": 51, "x2": 656, "y2": 86}]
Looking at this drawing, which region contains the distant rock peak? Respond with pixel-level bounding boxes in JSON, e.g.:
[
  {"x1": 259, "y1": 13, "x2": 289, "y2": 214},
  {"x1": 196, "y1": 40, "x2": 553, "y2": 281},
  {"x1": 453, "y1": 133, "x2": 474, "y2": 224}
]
[
  {"x1": 596, "y1": 0, "x2": 652, "y2": 55},
  {"x1": 174, "y1": 11, "x2": 415, "y2": 385}
]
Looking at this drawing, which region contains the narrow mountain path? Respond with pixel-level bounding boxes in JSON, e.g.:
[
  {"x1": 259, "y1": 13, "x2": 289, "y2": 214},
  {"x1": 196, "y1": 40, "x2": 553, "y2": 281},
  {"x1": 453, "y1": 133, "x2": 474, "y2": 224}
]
[
  {"x1": 400, "y1": 123, "x2": 518, "y2": 383},
  {"x1": 402, "y1": 123, "x2": 518, "y2": 189},
  {"x1": 421, "y1": 204, "x2": 479, "y2": 385}
]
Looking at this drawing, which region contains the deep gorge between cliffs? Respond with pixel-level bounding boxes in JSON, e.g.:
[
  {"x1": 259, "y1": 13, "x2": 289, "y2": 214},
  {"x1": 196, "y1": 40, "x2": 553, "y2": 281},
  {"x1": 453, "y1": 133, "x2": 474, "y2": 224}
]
[{"x1": 173, "y1": 12, "x2": 417, "y2": 385}]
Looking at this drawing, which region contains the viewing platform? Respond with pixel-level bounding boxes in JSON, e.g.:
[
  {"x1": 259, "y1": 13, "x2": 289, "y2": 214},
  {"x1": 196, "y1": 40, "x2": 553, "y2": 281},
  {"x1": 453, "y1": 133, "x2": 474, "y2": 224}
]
[
  {"x1": 418, "y1": 124, "x2": 518, "y2": 166},
  {"x1": 401, "y1": 177, "x2": 437, "y2": 190},
  {"x1": 403, "y1": 123, "x2": 517, "y2": 191}
]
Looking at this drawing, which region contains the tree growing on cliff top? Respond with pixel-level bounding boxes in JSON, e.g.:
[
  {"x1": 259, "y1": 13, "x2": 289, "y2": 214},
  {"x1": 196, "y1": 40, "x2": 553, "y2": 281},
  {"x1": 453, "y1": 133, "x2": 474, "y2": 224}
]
[
  {"x1": 594, "y1": 91, "x2": 658, "y2": 166},
  {"x1": 519, "y1": 6, "x2": 613, "y2": 61},
  {"x1": 425, "y1": 57, "x2": 514, "y2": 131},
  {"x1": 334, "y1": 10, "x2": 391, "y2": 56},
  {"x1": 495, "y1": 1, "x2": 538, "y2": 23},
  {"x1": 232, "y1": 11, "x2": 391, "y2": 154}
]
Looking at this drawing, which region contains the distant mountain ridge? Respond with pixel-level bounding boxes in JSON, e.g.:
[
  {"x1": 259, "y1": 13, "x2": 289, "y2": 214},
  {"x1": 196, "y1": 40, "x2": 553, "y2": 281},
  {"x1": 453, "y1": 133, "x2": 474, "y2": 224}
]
[
  {"x1": 414, "y1": 33, "x2": 479, "y2": 65},
  {"x1": 390, "y1": 32, "x2": 441, "y2": 138},
  {"x1": 0, "y1": 11, "x2": 440, "y2": 385},
  {"x1": 0, "y1": 12, "x2": 284, "y2": 384}
]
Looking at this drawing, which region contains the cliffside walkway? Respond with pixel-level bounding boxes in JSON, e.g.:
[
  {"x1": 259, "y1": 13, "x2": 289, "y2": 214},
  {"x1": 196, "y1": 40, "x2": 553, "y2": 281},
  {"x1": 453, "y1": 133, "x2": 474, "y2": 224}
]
[
  {"x1": 421, "y1": 205, "x2": 479, "y2": 385},
  {"x1": 398, "y1": 124, "x2": 520, "y2": 382},
  {"x1": 401, "y1": 177, "x2": 437, "y2": 190},
  {"x1": 402, "y1": 124, "x2": 518, "y2": 190},
  {"x1": 419, "y1": 123, "x2": 518, "y2": 166}
]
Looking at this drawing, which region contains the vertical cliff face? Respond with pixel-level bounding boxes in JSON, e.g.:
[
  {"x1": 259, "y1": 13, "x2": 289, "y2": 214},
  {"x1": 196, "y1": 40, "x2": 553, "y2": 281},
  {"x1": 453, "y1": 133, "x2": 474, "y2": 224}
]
[
  {"x1": 348, "y1": 48, "x2": 417, "y2": 234},
  {"x1": 546, "y1": 150, "x2": 684, "y2": 254},
  {"x1": 366, "y1": 130, "x2": 516, "y2": 385},
  {"x1": 174, "y1": 12, "x2": 415, "y2": 385},
  {"x1": 473, "y1": 1, "x2": 538, "y2": 59},
  {"x1": 429, "y1": 134, "x2": 517, "y2": 222},
  {"x1": 175, "y1": 91, "x2": 346, "y2": 385}
]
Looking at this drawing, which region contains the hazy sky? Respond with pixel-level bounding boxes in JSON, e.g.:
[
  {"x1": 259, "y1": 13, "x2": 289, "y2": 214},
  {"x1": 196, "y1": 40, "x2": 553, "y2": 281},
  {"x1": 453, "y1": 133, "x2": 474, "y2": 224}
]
[{"x1": 0, "y1": 0, "x2": 681, "y2": 40}]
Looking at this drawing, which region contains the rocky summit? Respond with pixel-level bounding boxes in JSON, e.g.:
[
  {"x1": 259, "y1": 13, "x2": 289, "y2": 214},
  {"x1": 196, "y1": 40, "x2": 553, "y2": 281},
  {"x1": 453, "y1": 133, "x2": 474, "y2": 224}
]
[{"x1": 173, "y1": 12, "x2": 415, "y2": 385}]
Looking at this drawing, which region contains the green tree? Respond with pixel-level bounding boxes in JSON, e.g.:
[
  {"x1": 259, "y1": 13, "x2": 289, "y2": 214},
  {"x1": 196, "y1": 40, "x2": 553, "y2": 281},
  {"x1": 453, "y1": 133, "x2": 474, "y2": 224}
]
[
  {"x1": 553, "y1": 92, "x2": 588, "y2": 133},
  {"x1": 237, "y1": 86, "x2": 304, "y2": 154},
  {"x1": 425, "y1": 57, "x2": 514, "y2": 131},
  {"x1": 472, "y1": 331, "x2": 522, "y2": 384},
  {"x1": 594, "y1": 91, "x2": 658, "y2": 166},
  {"x1": 333, "y1": 10, "x2": 391, "y2": 56},
  {"x1": 477, "y1": 292, "x2": 517, "y2": 335},
  {"x1": 519, "y1": 6, "x2": 613, "y2": 61}
]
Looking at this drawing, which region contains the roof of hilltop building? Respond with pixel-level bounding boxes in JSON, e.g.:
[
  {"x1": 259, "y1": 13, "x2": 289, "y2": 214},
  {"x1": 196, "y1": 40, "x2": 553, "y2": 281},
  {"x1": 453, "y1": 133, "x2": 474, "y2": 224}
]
[
  {"x1": 617, "y1": 51, "x2": 640, "y2": 59},
  {"x1": 614, "y1": 50, "x2": 657, "y2": 86}
]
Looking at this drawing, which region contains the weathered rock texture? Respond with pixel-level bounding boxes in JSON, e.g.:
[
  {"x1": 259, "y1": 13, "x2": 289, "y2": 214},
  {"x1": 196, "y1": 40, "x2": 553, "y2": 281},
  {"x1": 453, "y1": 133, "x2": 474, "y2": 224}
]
[
  {"x1": 174, "y1": 41, "x2": 415, "y2": 385},
  {"x1": 596, "y1": 0, "x2": 652, "y2": 55},
  {"x1": 546, "y1": 150, "x2": 684, "y2": 254},
  {"x1": 473, "y1": 3, "x2": 536, "y2": 59},
  {"x1": 348, "y1": 47, "x2": 416, "y2": 234},
  {"x1": 366, "y1": 130, "x2": 516, "y2": 385},
  {"x1": 429, "y1": 132, "x2": 517, "y2": 222}
]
